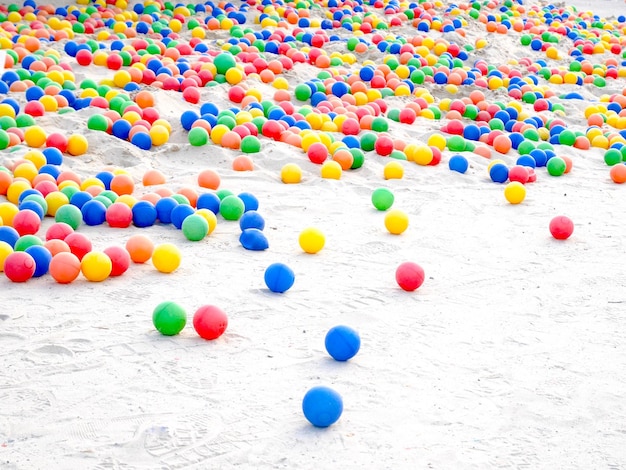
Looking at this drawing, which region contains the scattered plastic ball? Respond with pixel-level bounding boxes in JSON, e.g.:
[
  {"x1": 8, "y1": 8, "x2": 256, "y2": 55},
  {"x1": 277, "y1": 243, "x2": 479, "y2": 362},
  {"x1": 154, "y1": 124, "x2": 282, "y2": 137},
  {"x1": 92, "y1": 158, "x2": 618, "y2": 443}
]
[
  {"x1": 3, "y1": 251, "x2": 36, "y2": 282},
  {"x1": 126, "y1": 234, "x2": 154, "y2": 263},
  {"x1": 12, "y1": 209, "x2": 41, "y2": 236},
  {"x1": 81, "y1": 251, "x2": 112, "y2": 282},
  {"x1": 24, "y1": 245, "x2": 52, "y2": 277},
  {"x1": 504, "y1": 181, "x2": 526, "y2": 204},
  {"x1": 384, "y1": 209, "x2": 409, "y2": 234},
  {"x1": 371, "y1": 188, "x2": 394, "y2": 211},
  {"x1": 193, "y1": 305, "x2": 228, "y2": 340},
  {"x1": 299, "y1": 227, "x2": 325, "y2": 254},
  {"x1": 64, "y1": 232, "x2": 92, "y2": 260},
  {"x1": 384, "y1": 161, "x2": 404, "y2": 180},
  {"x1": 549, "y1": 216, "x2": 574, "y2": 240},
  {"x1": 264, "y1": 262, "x2": 295, "y2": 293},
  {"x1": 55, "y1": 204, "x2": 83, "y2": 230},
  {"x1": 182, "y1": 214, "x2": 209, "y2": 241},
  {"x1": 219, "y1": 195, "x2": 245, "y2": 221},
  {"x1": 152, "y1": 243, "x2": 181, "y2": 273},
  {"x1": 103, "y1": 245, "x2": 130, "y2": 276},
  {"x1": 152, "y1": 301, "x2": 186, "y2": 336},
  {"x1": 49, "y1": 251, "x2": 81, "y2": 283},
  {"x1": 281, "y1": 163, "x2": 302, "y2": 184},
  {"x1": 302, "y1": 386, "x2": 343, "y2": 428},
  {"x1": 239, "y1": 228, "x2": 269, "y2": 251},
  {"x1": 325, "y1": 325, "x2": 361, "y2": 361},
  {"x1": 448, "y1": 155, "x2": 469, "y2": 174},
  {"x1": 395, "y1": 262, "x2": 425, "y2": 291}
]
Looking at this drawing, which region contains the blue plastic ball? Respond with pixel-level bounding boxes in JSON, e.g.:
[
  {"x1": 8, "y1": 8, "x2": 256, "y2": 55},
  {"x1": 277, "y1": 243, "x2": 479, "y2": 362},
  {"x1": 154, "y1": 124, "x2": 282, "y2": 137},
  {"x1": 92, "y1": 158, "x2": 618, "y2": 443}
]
[
  {"x1": 131, "y1": 132, "x2": 152, "y2": 150},
  {"x1": 24, "y1": 245, "x2": 52, "y2": 277},
  {"x1": 325, "y1": 325, "x2": 361, "y2": 361},
  {"x1": 239, "y1": 210, "x2": 265, "y2": 231},
  {"x1": 237, "y1": 192, "x2": 259, "y2": 212},
  {"x1": 196, "y1": 192, "x2": 221, "y2": 214},
  {"x1": 302, "y1": 386, "x2": 343, "y2": 428},
  {"x1": 489, "y1": 163, "x2": 509, "y2": 183},
  {"x1": 0, "y1": 226, "x2": 20, "y2": 247},
  {"x1": 81, "y1": 199, "x2": 107, "y2": 226},
  {"x1": 448, "y1": 154, "x2": 469, "y2": 174},
  {"x1": 239, "y1": 228, "x2": 269, "y2": 251},
  {"x1": 264, "y1": 262, "x2": 294, "y2": 293},
  {"x1": 170, "y1": 204, "x2": 195, "y2": 229},
  {"x1": 132, "y1": 200, "x2": 158, "y2": 228},
  {"x1": 155, "y1": 197, "x2": 179, "y2": 224}
]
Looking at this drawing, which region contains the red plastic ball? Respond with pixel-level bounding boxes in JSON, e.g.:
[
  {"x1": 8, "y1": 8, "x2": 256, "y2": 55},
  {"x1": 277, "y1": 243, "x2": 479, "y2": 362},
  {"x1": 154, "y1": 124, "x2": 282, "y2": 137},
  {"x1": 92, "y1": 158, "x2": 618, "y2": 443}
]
[
  {"x1": 12, "y1": 209, "x2": 41, "y2": 236},
  {"x1": 193, "y1": 305, "x2": 228, "y2": 340},
  {"x1": 75, "y1": 49, "x2": 92, "y2": 66},
  {"x1": 103, "y1": 245, "x2": 131, "y2": 276},
  {"x1": 549, "y1": 216, "x2": 574, "y2": 240},
  {"x1": 395, "y1": 262, "x2": 425, "y2": 291},
  {"x1": 64, "y1": 232, "x2": 92, "y2": 260},
  {"x1": 4, "y1": 251, "x2": 36, "y2": 282},
  {"x1": 105, "y1": 202, "x2": 133, "y2": 228},
  {"x1": 508, "y1": 165, "x2": 529, "y2": 184},
  {"x1": 106, "y1": 53, "x2": 123, "y2": 70},
  {"x1": 307, "y1": 142, "x2": 328, "y2": 164},
  {"x1": 374, "y1": 136, "x2": 394, "y2": 156},
  {"x1": 46, "y1": 222, "x2": 74, "y2": 241}
]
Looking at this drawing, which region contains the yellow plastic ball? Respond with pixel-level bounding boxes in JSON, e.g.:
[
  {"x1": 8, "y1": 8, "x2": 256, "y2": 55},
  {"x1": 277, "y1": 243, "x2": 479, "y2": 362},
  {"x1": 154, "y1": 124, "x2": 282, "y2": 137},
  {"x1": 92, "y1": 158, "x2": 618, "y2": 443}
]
[
  {"x1": 384, "y1": 209, "x2": 409, "y2": 235},
  {"x1": 0, "y1": 240, "x2": 13, "y2": 272},
  {"x1": 80, "y1": 177, "x2": 105, "y2": 191},
  {"x1": 196, "y1": 208, "x2": 217, "y2": 234},
  {"x1": 45, "y1": 191, "x2": 70, "y2": 216},
  {"x1": 384, "y1": 161, "x2": 404, "y2": 179},
  {"x1": 81, "y1": 251, "x2": 112, "y2": 282},
  {"x1": 414, "y1": 145, "x2": 434, "y2": 165},
  {"x1": 6, "y1": 180, "x2": 31, "y2": 205},
  {"x1": 24, "y1": 126, "x2": 47, "y2": 148},
  {"x1": 281, "y1": 163, "x2": 302, "y2": 184},
  {"x1": 151, "y1": 242, "x2": 182, "y2": 273},
  {"x1": 299, "y1": 227, "x2": 325, "y2": 254},
  {"x1": 0, "y1": 202, "x2": 18, "y2": 226},
  {"x1": 320, "y1": 160, "x2": 342, "y2": 179},
  {"x1": 504, "y1": 181, "x2": 526, "y2": 204},
  {"x1": 427, "y1": 133, "x2": 447, "y2": 151},
  {"x1": 66, "y1": 134, "x2": 89, "y2": 156},
  {"x1": 149, "y1": 124, "x2": 169, "y2": 146},
  {"x1": 22, "y1": 150, "x2": 46, "y2": 169},
  {"x1": 40, "y1": 95, "x2": 58, "y2": 112},
  {"x1": 13, "y1": 162, "x2": 38, "y2": 183},
  {"x1": 115, "y1": 194, "x2": 136, "y2": 207}
]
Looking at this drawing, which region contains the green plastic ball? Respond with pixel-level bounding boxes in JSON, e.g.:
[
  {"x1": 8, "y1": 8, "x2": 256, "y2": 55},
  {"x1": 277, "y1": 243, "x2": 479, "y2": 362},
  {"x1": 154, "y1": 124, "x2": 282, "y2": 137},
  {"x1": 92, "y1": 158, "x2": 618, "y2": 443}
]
[
  {"x1": 55, "y1": 204, "x2": 83, "y2": 230},
  {"x1": 371, "y1": 188, "x2": 394, "y2": 211},
  {"x1": 546, "y1": 157, "x2": 566, "y2": 176},
  {"x1": 219, "y1": 195, "x2": 245, "y2": 220},
  {"x1": 152, "y1": 301, "x2": 187, "y2": 336},
  {"x1": 182, "y1": 214, "x2": 209, "y2": 241}
]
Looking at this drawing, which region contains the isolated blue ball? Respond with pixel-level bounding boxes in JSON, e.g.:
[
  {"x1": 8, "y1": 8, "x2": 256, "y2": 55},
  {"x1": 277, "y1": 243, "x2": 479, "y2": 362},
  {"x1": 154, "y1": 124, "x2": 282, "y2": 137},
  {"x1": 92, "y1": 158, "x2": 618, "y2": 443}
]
[
  {"x1": 240, "y1": 228, "x2": 269, "y2": 251},
  {"x1": 302, "y1": 386, "x2": 343, "y2": 427},
  {"x1": 81, "y1": 199, "x2": 107, "y2": 226},
  {"x1": 239, "y1": 210, "x2": 265, "y2": 231},
  {"x1": 237, "y1": 192, "x2": 259, "y2": 212},
  {"x1": 264, "y1": 262, "x2": 294, "y2": 293},
  {"x1": 170, "y1": 204, "x2": 195, "y2": 229},
  {"x1": 132, "y1": 200, "x2": 157, "y2": 228},
  {"x1": 448, "y1": 154, "x2": 469, "y2": 174},
  {"x1": 155, "y1": 197, "x2": 179, "y2": 224},
  {"x1": 325, "y1": 325, "x2": 361, "y2": 361},
  {"x1": 25, "y1": 245, "x2": 52, "y2": 277}
]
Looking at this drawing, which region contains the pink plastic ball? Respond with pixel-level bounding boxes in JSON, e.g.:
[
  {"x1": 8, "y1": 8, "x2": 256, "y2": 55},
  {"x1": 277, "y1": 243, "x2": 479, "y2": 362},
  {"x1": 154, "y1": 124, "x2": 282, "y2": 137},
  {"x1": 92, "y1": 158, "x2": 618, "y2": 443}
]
[
  {"x1": 64, "y1": 232, "x2": 92, "y2": 260},
  {"x1": 12, "y1": 209, "x2": 41, "y2": 236},
  {"x1": 549, "y1": 216, "x2": 574, "y2": 240},
  {"x1": 4, "y1": 251, "x2": 36, "y2": 282},
  {"x1": 103, "y1": 245, "x2": 131, "y2": 276},
  {"x1": 45, "y1": 222, "x2": 74, "y2": 241},
  {"x1": 106, "y1": 202, "x2": 133, "y2": 228},
  {"x1": 395, "y1": 262, "x2": 425, "y2": 292}
]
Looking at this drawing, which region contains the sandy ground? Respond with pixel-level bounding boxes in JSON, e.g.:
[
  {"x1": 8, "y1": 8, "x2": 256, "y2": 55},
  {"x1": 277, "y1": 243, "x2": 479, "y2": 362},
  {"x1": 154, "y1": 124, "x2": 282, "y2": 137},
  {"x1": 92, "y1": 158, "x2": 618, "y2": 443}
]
[{"x1": 1, "y1": 0, "x2": 626, "y2": 468}]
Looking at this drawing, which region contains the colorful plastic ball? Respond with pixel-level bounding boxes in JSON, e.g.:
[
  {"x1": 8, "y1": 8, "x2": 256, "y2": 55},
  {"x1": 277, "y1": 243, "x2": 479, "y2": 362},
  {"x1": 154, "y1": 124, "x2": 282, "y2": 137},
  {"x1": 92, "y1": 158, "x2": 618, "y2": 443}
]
[
  {"x1": 155, "y1": 197, "x2": 179, "y2": 223},
  {"x1": 55, "y1": 204, "x2": 83, "y2": 230},
  {"x1": 549, "y1": 216, "x2": 574, "y2": 240},
  {"x1": 14, "y1": 234, "x2": 43, "y2": 252},
  {"x1": 87, "y1": 114, "x2": 109, "y2": 132},
  {"x1": 0, "y1": 226, "x2": 19, "y2": 248},
  {"x1": 504, "y1": 181, "x2": 526, "y2": 204},
  {"x1": 152, "y1": 243, "x2": 181, "y2": 273},
  {"x1": 152, "y1": 301, "x2": 187, "y2": 336},
  {"x1": 395, "y1": 262, "x2": 425, "y2": 291},
  {"x1": 546, "y1": 157, "x2": 566, "y2": 176},
  {"x1": 3, "y1": 251, "x2": 36, "y2": 282},
  {"x1": 103, "y1": 245, "x2": 131, "y2": 276},
  {"x1": 281, "y1": 163, "x2": 302, "y2": 184},
  {"x1": 106, "y1": 202, "x2": 133, "y2": 228},
  {"x1": 131, "y1": 132, "x2": 152, "y2": 150},
  {"x1": 81, "y1": 250, "x2": 112, "y2": 282},
  {"x1": 239, "y1": 228, "x2": 269, "y2": 251},
  {"x1": 384, "y1": 209, "x2": 409, "y2": 235},
  {"x1": 302, "y1": 386, "x2": 343, "y2": 428},
  {"x1": 371, "y1": 188, "x2": 394, "y2": 211},
  {"x1": 189, "y1": 127, "x2": 209, "y2": 146},
  {"x1": 383, "y1": 161, "x2": 404, "y2": 180},
  {"x1": 237, "y1": 192, "x2": 259, "y2": 212},
  {"x1": 24, "y1": 125, "x2": 47, "y2": 148},
  {"x1": 24, "y1": 245, "x2": 52, "y2": 277},
  {"x1": 49, "y1": 251, "x2": 81, "y2": 283},
  {"x1": 219, "y1": 195, "x2": 245, "y2": 221},
  {"x1": 0, "y1": 241, "x2": 13, "y2": 272},
  {"x1": 239, "y1": 210, "x2": 265, "y2": 231},
  {"x1": 489, "y1": 163, "x2": 509, "y2": 183},
  {"x1": 264, "y1": 262, "x2": 295, "y2": 293},
  {"x1": 131, "y1": 200, "x2": 157, "y2": 227},
  {"x1": 64, "y1": 232, "x2": 92, "y2": 260},
  {"x1": 81, "y1": 199, "x2": 107, "y2": 226},
  {"x1": 308, "y1": 142, "x2": 328, "y2": 164},
  {"x1": 214, "y1": 53, "x2": 237, "y2": 75},
  {"x1": 241, "y1": 135, "x2": 261, "y2": 154},
  {"x1": 321, "y1": 160, "x2": 342, "y2": 179},
  {"x1": 12, "y1": 209, "x2": 41, "y2": 236},
  {"x1": 170, "y1": 204, "x2": 195, "y2": 229},
  {"x1": 448, "y1": 154, "x2": 469, "y2": 174},
  {"x1": 126, "y1": 234, "x2": 154, "y2": 263},
  {"x1": 66, "y1": 134, "x2": 88, "y2": 156},
  {"x1": 299, "y1": 227, "x2": 325, "y2": 254},
  {"x1": 325, "y1": 325, "x2": 361, "y2": 361},
  {"x1": 182, "y1": 214, "x2": 209, "y2": 241},
  {"x1": 193, "y1": 305, "x2": 228, "y2": 340},
  {"x1": 508, "y1": 165, "x2": 529, "y2": 184}
]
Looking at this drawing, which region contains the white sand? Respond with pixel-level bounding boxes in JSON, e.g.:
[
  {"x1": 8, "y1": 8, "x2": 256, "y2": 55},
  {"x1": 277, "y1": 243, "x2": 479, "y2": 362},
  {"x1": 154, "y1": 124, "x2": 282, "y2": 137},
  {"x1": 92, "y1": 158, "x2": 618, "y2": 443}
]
[{"x1": 2, "y1": 0, "x2": 626, "y2": 468}]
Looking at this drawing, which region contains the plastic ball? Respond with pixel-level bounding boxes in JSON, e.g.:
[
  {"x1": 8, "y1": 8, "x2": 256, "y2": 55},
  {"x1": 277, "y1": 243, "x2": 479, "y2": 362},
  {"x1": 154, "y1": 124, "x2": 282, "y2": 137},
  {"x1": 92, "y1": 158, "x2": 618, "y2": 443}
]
[
  {"x1": 64, "y1": 232, "x2": 92, "y2": 260},
  {"x1": 325, "y1": 325, "x2": 361, "y2": 361},
  {"x1": 299, "y1": 227, "x2": 325, "y2": 254},
  {"x1": 170, "y1": 204, "x2": 195, "y2": 229},
  {"x1": 193, "y1": 305, "x2": 228, "y2": 340},
  {"x1": 321, "y1": 160, "x2": 342, "y2": 180},
  {"x1": 132, "y1": 200, "x2": 157, "y2": 227},
  {"x1": 384, "y1": 209, "x2": 409, "y2": 235},
  {"x1": 152, "y1": 301, "x2": 186, "y2": 336},
  {"x1": 14, "y1": 234, "x2": 43, "y2": 252},
  {"x1": 46, "y1": 222, "x2": 73, "y2": 241},
  {"x1": 281, "y1": 163, "x2": 302, "y2": 184},
  {"x1": 81, "y1": 199, "x2": 107, "y2": 226},
  {"x1": 395, "y1": 262, "x2": 425, "y2": 291},
  {"x1": 0, "y1": 241, "x2": 13, "y2": 272},
  {"x1": 66, "y1": 134, "x2": 88, "y2": 156},
  {"x1": 549, "y1": 216, "x2": 574, "y2": 240},
  {"x1": 126, "y1": 234, "x2": 154, "y2": 263},
  {"x1": 54, "y1": 204, "x2": 83, "y2": 230},
  {"x1": 504, "y1": 181, "x2": 526, "y2": 204},
  {"x1": 24, "y1": 244, "x2": 52, "y2": 277},
  {"x1": 384, "y1": 161, "x2": 404, "y2": 180},
  {"x1": 264, "y1": 262, "x2": 295, "y2": 293},
  {"x1": 448, "y1": 154, "x2": 469, "y2": 174},
  {"x1": 546, "y1": 157, "x2": 566, "y2": 176},
  {"x1": 489, "y1": 163, "x2": 509, "y2": 183},
  {"x1": 102, "y1": 245, "x2": 130, "y2": 276},
  {"x1": 12, "y1": 209, "x2": 41, "y2": 236},
  {"x1": 219, "y1": 195, "x2": 245, "y2": 221},
  {"x1": 81, "y1": 251, "x2": 112, "y2": 282},
  {"x1": 239, "y1": 210, "x2": 265, "y2": 231},
  {"x1": 152, "y1": 243, "x2": 181, "y2": 273},
  {"x1": 239, "y1": 228, "x2": 269, "y2": 251},
  {"x1": 106, "y1": 202, "x2": 133, "y2": 228},
  {"x1": 182, "y1": 214, "x2": 209, "y2": 241},
  {"x1": 3, "y1": 251, "x2": 36, "y2": 282},
  {"x1": 371, "y1": 188, "x2": 394, "y2": 211},
  {"x1": 49, "y1": 251, "x2": 81, "y2": 283},
  {"x1": 302, "y1": 386, "x2": 343, "y2": 428}
]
